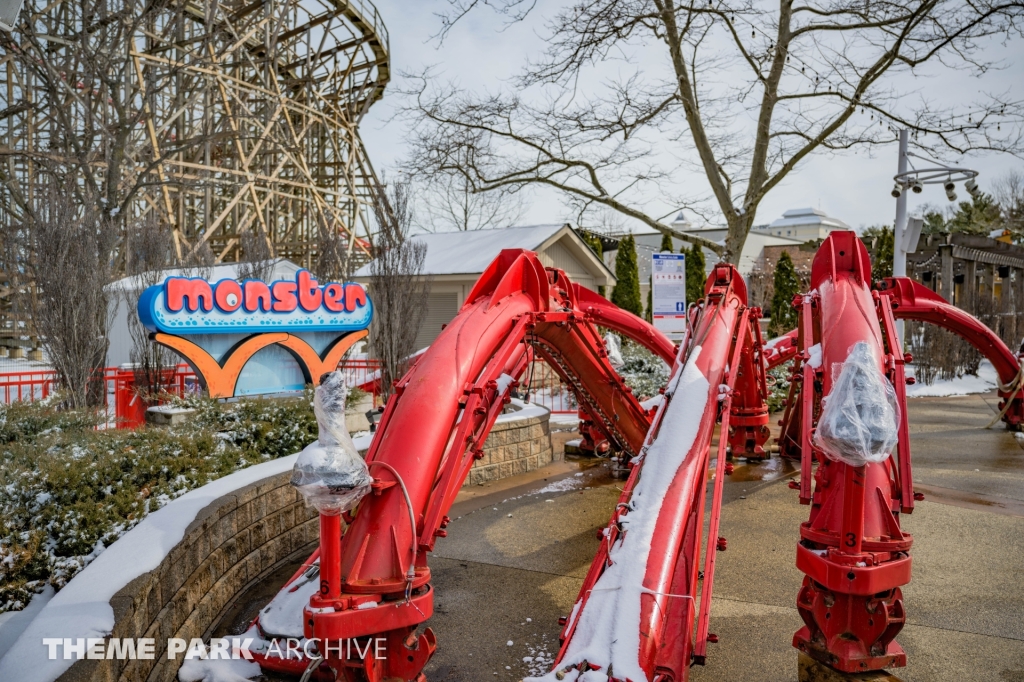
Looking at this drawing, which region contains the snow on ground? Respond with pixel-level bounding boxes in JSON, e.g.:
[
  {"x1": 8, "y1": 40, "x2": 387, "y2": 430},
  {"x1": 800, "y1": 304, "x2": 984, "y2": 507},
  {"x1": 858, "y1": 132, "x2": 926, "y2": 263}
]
[
  {"x1": 549, "y1": 412, "x2": 581, "y2": 425},
  {"x1": 0, "y1": 454, "x2": 301, "y2": 682},
  {"x1": 0, "y1": 585, "x2": 54, "y2": 660},
  {"x1": 525, "y1": 347, "x2": 710, "y2": 682},
  {"x1": 533, "y1": 478, "x2": 582, "y2": 495},
  {"x1": 522, "y1": 634, "x2": 557, "y2": 678},
  {"x1": 177, "y1": 656, "x2": 261, "y2": 682},
  {"x1": 257, "y1": 561, "x2": 320, "y2": 638},
  {"x1": 905, "y1": 360, "x2": 998, "y2": 398}
]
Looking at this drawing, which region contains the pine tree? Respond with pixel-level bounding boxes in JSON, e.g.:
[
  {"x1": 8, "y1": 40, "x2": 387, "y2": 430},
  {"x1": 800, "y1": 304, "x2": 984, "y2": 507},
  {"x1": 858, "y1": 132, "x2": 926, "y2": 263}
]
[
  {"x1": 659, "y1": 232, "x2": 673, "y2": 252},
  {"x1": 862, "y1": 226, "x2": 893, "y2": 282},
  {"x1": 645, "y1": 274, "x2": 653, "y2": 322},
  {"x1": 685, "y1": 242, "x2": 706, "y2": 306},
  {"x1": 770, "y1": 251, "x2": 801, "y2": 336},
  {"x1": 612, "y1": 233, "x2": 643, "y2": 317}
]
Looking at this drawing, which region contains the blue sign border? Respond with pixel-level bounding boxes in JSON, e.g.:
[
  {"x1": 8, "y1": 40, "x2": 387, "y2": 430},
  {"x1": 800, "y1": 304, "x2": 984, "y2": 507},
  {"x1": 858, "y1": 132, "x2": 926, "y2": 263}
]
[{"x1": 138, "y1": 270, "x2": 373, "y2": 335}]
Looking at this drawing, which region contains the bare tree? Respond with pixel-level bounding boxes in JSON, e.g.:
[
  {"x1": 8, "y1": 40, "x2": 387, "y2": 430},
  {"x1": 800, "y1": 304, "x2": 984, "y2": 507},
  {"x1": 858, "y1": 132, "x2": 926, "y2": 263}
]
[
  {"x1": 418, "y1": 170, "x2": 524, "y2": 232},
  {"x1": 238, "y1": 230, "x2": 275, "y2": 283},
  {"x1": 406, "y1": 1, "x2": 1024, "y2": 262},
  {"x1": 0, "y1": 0, "x2": 217, "y2": 241},
  {"x1": 29, "y1": 187, "x2": 118, "y2": 408},
  {"x1": 313, "y1": 216, "x2": 351, "y2": 283},
  {"x1": 180, "y1": 241, "x2": 215, "y2": 280},
  {"x1": 994, "y1": 169, "x2": 1024, "y2": 238},
  {"x1": 368, "y1": 181, "x2": 432, "y2": 402},
  {"x1": 122, "y1": 214, "x2": 176, "y2": 401}
]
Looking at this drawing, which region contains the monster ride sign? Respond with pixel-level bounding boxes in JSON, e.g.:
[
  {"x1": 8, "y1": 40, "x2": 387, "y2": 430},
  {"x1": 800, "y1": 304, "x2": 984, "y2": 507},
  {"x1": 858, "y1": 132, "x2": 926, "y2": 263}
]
[{"x1": 138, "y1": 270, "x2": 373, "y2": 397}]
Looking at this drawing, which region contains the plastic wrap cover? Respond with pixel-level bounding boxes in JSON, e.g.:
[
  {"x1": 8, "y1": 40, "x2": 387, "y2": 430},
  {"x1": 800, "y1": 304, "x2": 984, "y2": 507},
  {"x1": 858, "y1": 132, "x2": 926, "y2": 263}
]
[
  {"x1": 813, "y1": 342, "x2": 899, "y2": 467},
  {"x1": 604, "y1": 332, "x2": 625, "y2": 369},
  {"x1": 290, "y1": 371, "x2": 372, "y2": 515}
]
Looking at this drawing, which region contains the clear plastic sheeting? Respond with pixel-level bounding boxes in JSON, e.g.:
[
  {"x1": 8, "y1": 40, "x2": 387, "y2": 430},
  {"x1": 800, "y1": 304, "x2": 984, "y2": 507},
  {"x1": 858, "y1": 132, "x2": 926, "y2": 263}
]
[
  {"x1": 290, "y1": 371, "x2": 372, "y2": 515},
  {"x1": 604, "y1": 332, "x2": 624, "y2": 369},
  {"x1": 814, "y1": 342, "x2": 899, "y2": 467}
]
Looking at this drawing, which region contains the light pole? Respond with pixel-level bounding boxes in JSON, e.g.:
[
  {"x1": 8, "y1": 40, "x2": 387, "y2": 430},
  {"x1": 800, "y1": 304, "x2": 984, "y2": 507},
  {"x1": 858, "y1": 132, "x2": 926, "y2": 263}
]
[
  {"x1": 893, "y1": 131, "x2": 910, "y2": 280},
  {"x1": 890, "y1": 130, "x2": 980, "y2": 340}
]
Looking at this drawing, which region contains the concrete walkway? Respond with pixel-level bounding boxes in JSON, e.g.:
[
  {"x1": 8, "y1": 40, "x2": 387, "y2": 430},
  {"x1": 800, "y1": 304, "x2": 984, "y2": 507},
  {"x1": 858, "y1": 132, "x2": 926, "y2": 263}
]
[{"x1": 422, "y1": 393, "x2": 1024, "y2": 682}]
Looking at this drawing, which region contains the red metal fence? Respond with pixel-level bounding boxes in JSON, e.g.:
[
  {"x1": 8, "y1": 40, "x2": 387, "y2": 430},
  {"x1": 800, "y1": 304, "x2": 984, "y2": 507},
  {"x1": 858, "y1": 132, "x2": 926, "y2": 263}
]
[
  {"x1": 0, "y1": 370, "x2": 57, "y2": 403},
  {"x1": 0, "y1": 365, "x2": 200, "y2": 429},
  {"x1": 0, "y1": 358, "x2": 576, "y2": 429},
  {"x1": 340, "y1": 357, "x2": 577, "y2": 414}
]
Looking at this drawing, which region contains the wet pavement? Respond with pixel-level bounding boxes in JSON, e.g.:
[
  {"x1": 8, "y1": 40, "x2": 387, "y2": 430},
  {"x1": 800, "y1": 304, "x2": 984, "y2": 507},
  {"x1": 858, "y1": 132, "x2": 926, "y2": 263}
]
[{"x1": 215, "y1": 393, "x2": 1024, "y2": 681}]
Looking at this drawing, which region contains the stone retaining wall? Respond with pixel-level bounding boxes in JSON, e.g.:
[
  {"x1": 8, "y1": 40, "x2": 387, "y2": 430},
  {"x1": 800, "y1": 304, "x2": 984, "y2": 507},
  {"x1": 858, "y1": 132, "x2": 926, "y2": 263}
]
[
  {"x1": 55, "y1": 408, "x2": 554, "y2": 682},
  {"x1": 465, "y1": 408, "x2": 555, "y2": 486},
  {"x1": 58, "y1": 470, "x2": 317, "y2": 682}
]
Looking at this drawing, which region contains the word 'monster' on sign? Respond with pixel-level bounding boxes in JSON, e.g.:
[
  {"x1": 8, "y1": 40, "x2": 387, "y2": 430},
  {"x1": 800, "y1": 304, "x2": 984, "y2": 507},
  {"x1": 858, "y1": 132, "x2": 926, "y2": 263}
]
[{"x1": 139, "y1": 269, "x2": 372, "y2": 335}]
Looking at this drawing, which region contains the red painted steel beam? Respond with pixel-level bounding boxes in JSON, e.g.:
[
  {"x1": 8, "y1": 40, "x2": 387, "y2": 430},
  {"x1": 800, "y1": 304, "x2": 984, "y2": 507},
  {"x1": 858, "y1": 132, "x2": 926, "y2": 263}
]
[
  {"x1": 764, "y1": 328, "x2": 800, "y2": 370},
  {"x1": 878, "y1": 276, "x2": 1024, "y2": 429},
  {"x1": 572, "y1": 282, "x2": 677, "y2": 365},
  {"x1": 547, "y1": 264, "x2": 757, "y2": 682},
  {"x1": 272, "y1": 250, "x2": 656, "y2": 681},
  {"x1": 792, "y1": 232, "x2": 911, "y2": 674}
]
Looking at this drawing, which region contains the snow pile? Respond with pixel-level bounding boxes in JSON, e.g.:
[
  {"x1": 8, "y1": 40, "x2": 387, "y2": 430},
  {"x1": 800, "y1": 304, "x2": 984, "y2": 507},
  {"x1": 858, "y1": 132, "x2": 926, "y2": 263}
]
[
  {"x1": 497, "y1": 373, "x2": 516, "y2": 396},
  {"x1": 639, "y1": 394, "x2": 664, "y2": 411},
  {"x1": 549, "y1": 412, "x2": 581, "y2": 426},
  {"x1": 178, "y1": 655, "x2": 260, "y2": 682},
  {"x1": 526, "y1": 348, "x2": 710, "y2": 682},
  {"x1": 603, "y1": 333, "x2": 624, "y2": 369},
  {"x1": 905, "y1": 359, "x2": 998, "y2": 397},
  {"x1": 496, "y1": 399, "x2": 550, "y2": 424},
  {"x1": 0, "y1": 453, "x2": 300, "y2": 682},
  {"x1": 258, "y1": 561, "x2": 320, "y2": 638},
  {"x1": 807, "y1": 343, "x2": 822, "y2": 369}
]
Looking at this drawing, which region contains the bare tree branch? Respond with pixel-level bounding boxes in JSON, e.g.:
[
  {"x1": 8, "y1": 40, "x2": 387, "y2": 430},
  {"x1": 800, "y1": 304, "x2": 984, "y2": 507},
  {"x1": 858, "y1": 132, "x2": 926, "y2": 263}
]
[
  {"x1": 405, "y1": 0, "x2": 1024, "y2": 262},
  {"x1": 368, "y1": 181, "x2": 432, "y2": 402}
]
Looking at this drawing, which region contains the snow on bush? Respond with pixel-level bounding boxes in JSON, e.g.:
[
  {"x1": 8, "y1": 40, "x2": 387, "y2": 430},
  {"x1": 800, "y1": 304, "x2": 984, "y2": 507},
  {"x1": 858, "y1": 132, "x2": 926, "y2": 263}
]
[
  {"x1": 0, "y1": 393, "x2": 318, "y2": 614},
  {"x1": 616, "y1": 338, "x2": 670, "y2": 400},
  {"x1": 766, "y1": 364, "x2": 791, "y2": 413}
]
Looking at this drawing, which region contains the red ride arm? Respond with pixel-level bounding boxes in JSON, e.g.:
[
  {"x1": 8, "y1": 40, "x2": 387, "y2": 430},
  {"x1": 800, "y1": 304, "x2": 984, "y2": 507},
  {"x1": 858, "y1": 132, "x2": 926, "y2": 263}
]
[
  {"x1": 571, "y1": 282, "x2": 677, "y2": 364},
  {"x1": 301, "y1": 249, "x2": 659, "y2": 681},
  {"x1": 879, "y1": 276, "x2": 1020, "y2": 386}
]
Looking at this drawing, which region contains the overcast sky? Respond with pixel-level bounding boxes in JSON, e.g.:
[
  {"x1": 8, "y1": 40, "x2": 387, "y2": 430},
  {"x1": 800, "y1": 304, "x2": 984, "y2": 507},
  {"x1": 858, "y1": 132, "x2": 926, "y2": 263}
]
[{"x1": 360, "y1": 1, "x2": 1024, "y2": 233}]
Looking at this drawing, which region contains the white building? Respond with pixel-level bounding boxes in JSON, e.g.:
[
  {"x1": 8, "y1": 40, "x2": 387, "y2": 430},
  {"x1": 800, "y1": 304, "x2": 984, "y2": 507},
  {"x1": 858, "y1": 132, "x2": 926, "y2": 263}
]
[
  {"x1": 354, "y1": 224, "x2": 616, "y2": 349},
  {"x1": 604, "y1": 212, "x2": 804, "y2": 286},
  {"x1": 754, "y1": 207, "x2": 850, "y2": 241}
]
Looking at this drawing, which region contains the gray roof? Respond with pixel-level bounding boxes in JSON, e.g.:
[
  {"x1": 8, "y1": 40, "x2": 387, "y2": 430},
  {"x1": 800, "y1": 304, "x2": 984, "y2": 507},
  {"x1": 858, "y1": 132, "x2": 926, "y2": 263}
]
[
  {"x1": 355, "y1": 224, "x2": 609, "y2": 277},
  {"x1": 761, "y1": 207, "x2": 851, "y2": 231}
]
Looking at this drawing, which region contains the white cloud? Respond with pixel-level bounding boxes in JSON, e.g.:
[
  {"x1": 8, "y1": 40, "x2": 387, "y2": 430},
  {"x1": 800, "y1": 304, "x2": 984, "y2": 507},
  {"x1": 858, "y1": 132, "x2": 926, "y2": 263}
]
[{"x1": 361, "y1": 1, "x2": 1024, "y2": 232}]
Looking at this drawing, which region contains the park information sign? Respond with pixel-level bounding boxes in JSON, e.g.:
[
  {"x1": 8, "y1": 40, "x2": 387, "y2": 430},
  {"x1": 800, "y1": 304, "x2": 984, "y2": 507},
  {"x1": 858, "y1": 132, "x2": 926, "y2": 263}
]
[
  {"x1": 139, "y1": 269, "x2": 372, "y2": 398},
  {"x1": 652, "y1": 253, "x2": 687, "y2": 340}
]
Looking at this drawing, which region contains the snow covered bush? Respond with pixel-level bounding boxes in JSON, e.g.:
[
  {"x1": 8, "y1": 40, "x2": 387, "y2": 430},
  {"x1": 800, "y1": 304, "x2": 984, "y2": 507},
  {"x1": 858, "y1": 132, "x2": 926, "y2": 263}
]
[
  {"x1": 766, "y1": 364, "x2": 792, "y2": 413},
  {"x1": 617, "y1": 337, "x2": 670, "y2": 400},
  {"x1": 0, "y1": 394, "x2": 318, "y2": 614}
]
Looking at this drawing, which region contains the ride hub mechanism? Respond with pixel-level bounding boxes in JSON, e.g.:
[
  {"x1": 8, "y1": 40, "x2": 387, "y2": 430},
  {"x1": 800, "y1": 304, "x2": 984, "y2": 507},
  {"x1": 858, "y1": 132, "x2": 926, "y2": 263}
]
[{"x1": 251, "y1": 234, "x2": 1022, "y2": 682}]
